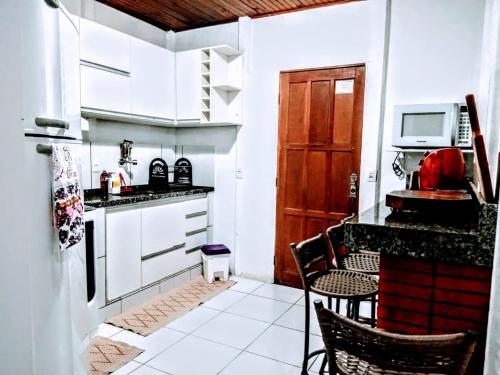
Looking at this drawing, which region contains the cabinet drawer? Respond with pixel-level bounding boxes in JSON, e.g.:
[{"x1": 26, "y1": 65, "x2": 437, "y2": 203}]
[
  {"x1": 184, "y1": 230, "x2": 206, "y2": 269},
  {"x1": 185, "y1": 248, "x2": 202, "y2": 269},
  {"x1": 185, "y1": 197, "x2": 208, "y2": 216},
  {"x1": 186, "y1": 214, "x2": 208, "y2": 233},
  {"x1": 142, "y1": 201, "x2": 186, "y2": 258},
  {"x1": 142, "y1": 247, "x2": 185, "y2": 286},
  {"x1": 185, "y1": 229, "x2": 208, "y2": 252}
]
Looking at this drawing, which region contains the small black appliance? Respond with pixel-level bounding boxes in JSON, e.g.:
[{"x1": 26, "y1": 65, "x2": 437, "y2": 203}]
[
  {"x1": 149, "y1": 158, "x2": 169, "y2": 190},
  {"x1": 174, "y1": 157, "x2": 192, "y2": 185}
]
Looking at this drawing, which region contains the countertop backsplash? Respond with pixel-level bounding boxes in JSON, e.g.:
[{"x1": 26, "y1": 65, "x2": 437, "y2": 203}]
[{"x1": 81, "y1": 141, "x2": 215, "y2": 190}]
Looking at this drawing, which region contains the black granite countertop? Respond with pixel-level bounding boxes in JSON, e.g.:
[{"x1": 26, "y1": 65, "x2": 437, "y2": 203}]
[
  {"x1": 84, "y1": 185, "x2": 214, "y2": 209},
  {"x1": 345, "y1": 201, "x2": 497, "y2": 267}
]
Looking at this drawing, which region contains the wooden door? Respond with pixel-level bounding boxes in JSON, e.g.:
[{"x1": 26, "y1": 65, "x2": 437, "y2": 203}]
[{"x1": 275, "y1": 66, "x2": 365, "y2": 287}]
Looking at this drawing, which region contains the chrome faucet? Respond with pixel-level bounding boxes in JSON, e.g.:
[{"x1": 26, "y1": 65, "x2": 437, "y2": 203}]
[{"x1": 119, "y1": 140, "x2": 138, "y2": 166}]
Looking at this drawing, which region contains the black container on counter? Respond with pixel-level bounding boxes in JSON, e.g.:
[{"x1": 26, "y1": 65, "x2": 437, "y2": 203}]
[{"x1": 174, "y1": 158, "x2": 192, "y2": 185}]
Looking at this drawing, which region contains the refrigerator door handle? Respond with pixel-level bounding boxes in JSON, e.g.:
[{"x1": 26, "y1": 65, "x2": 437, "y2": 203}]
[
  {"x1": 36, "y1": 144, "x2": 52, "y2": 155},
  {"x1": 35, "y1": 117, "x2": 69, "y2": 130}
]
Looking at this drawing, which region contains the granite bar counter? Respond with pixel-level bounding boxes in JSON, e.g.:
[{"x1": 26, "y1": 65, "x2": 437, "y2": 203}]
[
  {"x1": 84, "y1": 185, "x2": 214, "y2": 209},
  {"x1": 344, "y1": 201, "x2": 497, "y2": 267},
  {"x1": 345, "y1": 201, "x2": 497, "y2": 374}
]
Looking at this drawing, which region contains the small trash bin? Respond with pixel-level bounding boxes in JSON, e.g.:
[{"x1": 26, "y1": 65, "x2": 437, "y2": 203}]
[{"x1": 201, "y1": 244, "x2": 231, "y2": 283}]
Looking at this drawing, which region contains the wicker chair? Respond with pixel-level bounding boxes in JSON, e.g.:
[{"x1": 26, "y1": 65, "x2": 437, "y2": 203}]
[
  {"x1": 340, "y1": 214, "x2": 380, "y2": 256},
  {"x1": 290, "y1": 233, "x2": 379, "y2": 375},
  {"x1": 326, "y1": 219, "x2": 380, "y2": 275},
  {"x1": 314, "y1": 299, "x2": 477, "y2": 375},
  {"x1": 326, "y1": 219, "x2": 380, "y2": 328}
]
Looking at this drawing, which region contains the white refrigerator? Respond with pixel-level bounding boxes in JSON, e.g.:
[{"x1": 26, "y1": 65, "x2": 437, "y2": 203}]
[{"x1": 1, "y1": 1, "x2": 89, "y2": 374}]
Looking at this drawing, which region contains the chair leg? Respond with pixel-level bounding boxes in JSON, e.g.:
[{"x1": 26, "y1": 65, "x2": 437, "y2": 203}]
[
  {"x1": 319, "y1": 353, "x2": 328, "y2": 374},
  {"x1": 335, "y1": 298, "x2": 340, "y2": 313},
  {"x1": 371, "y1": 295, "x2": 376, "y2": 328},
  {"x1": 302, "y1": 292, "x2": 311, "y2": 375},
  {"x1": 353, "y1": 300, "x2": 360, "y2": 321},
  {"x1": 328, "y1": 297, "x2": 332, "y2": 310}
]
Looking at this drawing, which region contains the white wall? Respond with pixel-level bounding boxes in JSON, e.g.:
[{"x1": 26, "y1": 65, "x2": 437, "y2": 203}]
[
  {"x1": 235, "y1": 1, "x2": 388, "y2": 281},
  {"x1": 379, "y1": 0, "x2": 485, "y2": 199},
  {"x1": 478, "y1": 0, "x2": 500, "y2": 181},
  {"x1": 481, "y1": 1, "x2": 500, "y2": 373}
]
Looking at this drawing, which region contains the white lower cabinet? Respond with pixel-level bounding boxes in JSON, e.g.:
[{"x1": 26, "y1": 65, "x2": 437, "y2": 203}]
[
  {"x1": 106, "y1": 207, "x2": 142, "y2": 301},
  {"x1": 104, "y1": 196, "x2": 209, "y2": 302},
  {"x1": 141, "y1": 200, "x2": 185, "y2": 258}
]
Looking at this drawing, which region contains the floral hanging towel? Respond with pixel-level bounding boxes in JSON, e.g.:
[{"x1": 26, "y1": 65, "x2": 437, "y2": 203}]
[{"x1": 51, "y1": 144, "x2": 84, "y2": 251}]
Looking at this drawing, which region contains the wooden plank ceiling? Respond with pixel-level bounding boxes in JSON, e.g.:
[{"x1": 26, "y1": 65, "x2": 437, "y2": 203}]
[{"x1": 96, "y1": 0, "x2": 360, "y2": 31}]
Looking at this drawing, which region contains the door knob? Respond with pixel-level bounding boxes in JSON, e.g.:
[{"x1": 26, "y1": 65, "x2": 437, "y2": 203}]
[{"x1": 349, "y1": 171, "x2": 358, "y2": 198}]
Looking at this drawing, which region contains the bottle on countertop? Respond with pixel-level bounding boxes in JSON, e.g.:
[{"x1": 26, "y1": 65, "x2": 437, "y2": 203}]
[{"x1": 100, "y1": 170, "x2": 109, "y2": 200}]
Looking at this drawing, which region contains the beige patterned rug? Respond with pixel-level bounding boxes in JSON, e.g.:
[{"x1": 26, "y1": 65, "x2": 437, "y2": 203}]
[
  {"x1": 106, "y1": 277, "x2": 236, "y2": 336},
  {"x1": 89, "y1": 336, "x2": 143, "y2": 375}
]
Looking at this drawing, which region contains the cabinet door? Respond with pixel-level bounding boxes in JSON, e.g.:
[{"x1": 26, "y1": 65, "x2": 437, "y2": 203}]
[
  {"x1": 130, "y1": 38, "x2": 175, "y2": 120},
  {"x1": 141, "y1": 201, "x2": 186, "y2": 258},
  {"x1": 176, "y1": 50, "x2": 201, "y2": 121},
  {"x1": 80, "y1": 18, "x2": 130, "y2": 72},
  {"x1": 81, "y1": 65, "x2": 131, "y2": 114},
  {"x1": 106, "y1": 208, "x2": 141, "y2": 301}
]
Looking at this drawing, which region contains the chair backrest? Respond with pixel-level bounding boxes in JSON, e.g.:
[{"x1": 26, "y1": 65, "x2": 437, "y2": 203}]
[
  {"x1": 326, "y1": 222, "x2": 348, "y2": 269},
  {"x1": 314, "y1": 300, "x2": 477, "y2": 375},
  {"x1": 289, "y1": 232, "x2": 331, "y2": 290}
]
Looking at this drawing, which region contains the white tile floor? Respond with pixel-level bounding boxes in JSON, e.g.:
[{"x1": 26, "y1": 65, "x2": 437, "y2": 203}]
[{"x1": 96, "y1": 276, "x2": 371, "y2": 375}]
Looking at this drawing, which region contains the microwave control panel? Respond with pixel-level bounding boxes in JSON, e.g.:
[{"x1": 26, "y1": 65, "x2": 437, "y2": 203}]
[{"x1": 455, "y1": 105, "x2": 472, "y2": 147}]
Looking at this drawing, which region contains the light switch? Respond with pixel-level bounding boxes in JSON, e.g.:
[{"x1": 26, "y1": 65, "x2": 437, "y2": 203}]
[
  {"x1": 236, "y1": 168, "x2": 243, "y2": 179},
  {"x1": 92, "y1": 161, "x2": 101, "y2": 173},
  {"x1": 367, "y1": 170, "x2": 377, "y2": 182}
]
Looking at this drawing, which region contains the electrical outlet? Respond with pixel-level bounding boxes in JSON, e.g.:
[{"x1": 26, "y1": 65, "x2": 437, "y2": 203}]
[
  {"x1": 236, "y1": 168, "x2": 243, "y2": 179},
  {"x1": 367, "y1": 170, "x2": 377, "y2": 182}
]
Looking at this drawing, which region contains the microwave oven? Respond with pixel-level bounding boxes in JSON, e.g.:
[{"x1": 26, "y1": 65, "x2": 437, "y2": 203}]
[{"x1": 392, "y1": 103, "x2": 471, "y2": 148}]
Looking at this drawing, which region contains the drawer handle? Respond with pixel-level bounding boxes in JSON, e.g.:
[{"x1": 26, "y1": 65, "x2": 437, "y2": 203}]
[
  {"x1": 35, "y1": 117, "x2": 69, "y2": 129},
  {"x1": 186, "y1": 246, "x2": 202, "y2": 254},
  {"x1": 141, "y1": 243, "x2": 186, "y2": 261},
  {"x1": 186, "y1": 211, "x2": 207, "y2": 219},
  {"x1": 186, "y1": 228, "x2": 207, "y2": 237}
]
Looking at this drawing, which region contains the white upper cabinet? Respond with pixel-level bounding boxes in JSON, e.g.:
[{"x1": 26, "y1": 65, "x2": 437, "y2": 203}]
[
  {"x1": 80, "y1": 64, "x2": 131, "y2": 114},
  {"x1": 80, "y1": 18, "x2": 130, "y2": 72},
  {"x1": 130, "y1": 37, "x2": 176, "y2": 120},
  {"x1": 176, "y1": 50, "x2": 201, "y2": 122}
]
